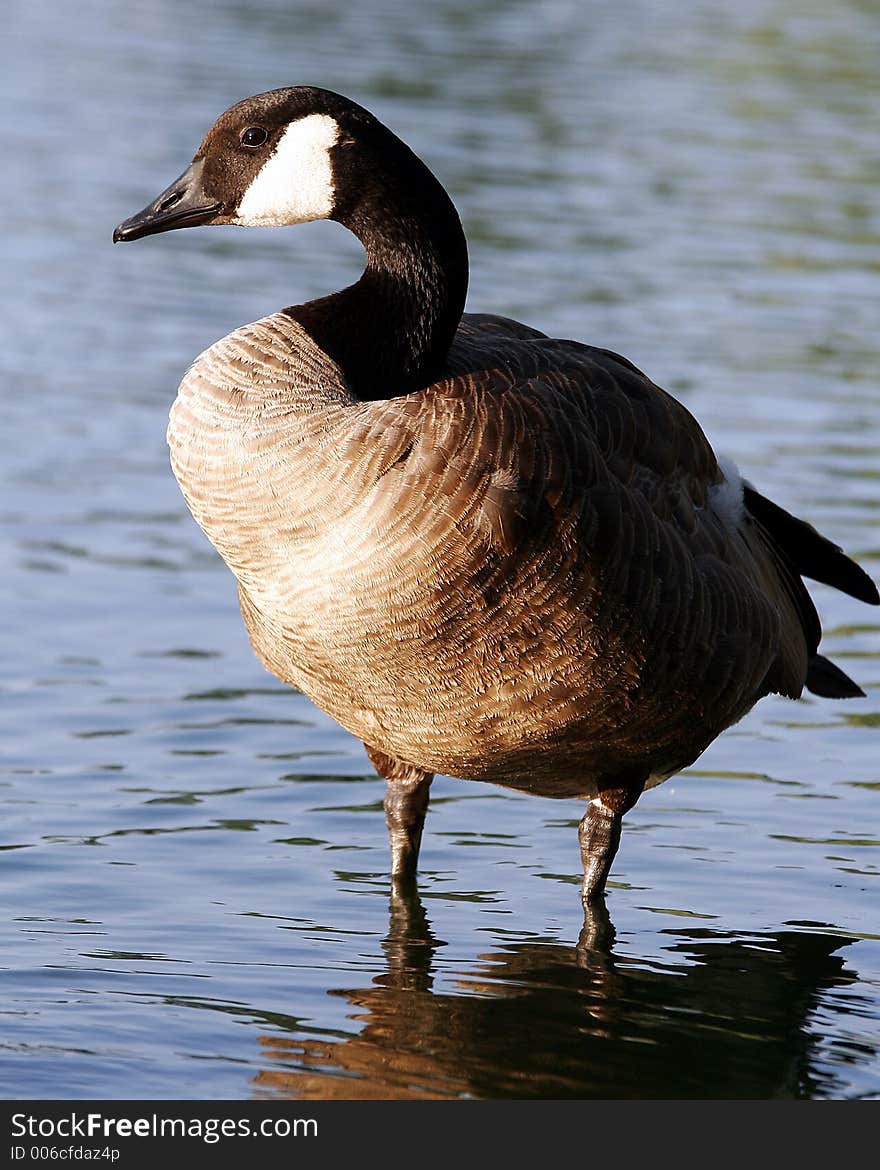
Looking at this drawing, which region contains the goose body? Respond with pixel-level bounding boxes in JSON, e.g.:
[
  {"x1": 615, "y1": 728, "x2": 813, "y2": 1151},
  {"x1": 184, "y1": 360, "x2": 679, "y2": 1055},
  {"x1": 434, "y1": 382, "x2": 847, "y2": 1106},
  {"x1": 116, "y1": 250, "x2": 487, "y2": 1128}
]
[{"x1": 115, "y1": 87, "x2": 878, "y2": 904}]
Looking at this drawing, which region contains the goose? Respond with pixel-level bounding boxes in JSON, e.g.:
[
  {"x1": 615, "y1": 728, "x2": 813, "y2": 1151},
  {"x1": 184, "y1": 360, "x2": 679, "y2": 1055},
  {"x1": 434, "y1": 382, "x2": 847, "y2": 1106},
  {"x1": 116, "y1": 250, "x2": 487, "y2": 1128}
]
[{"x1": 113, "y1": 86, "x2": 878, "y2": 906}]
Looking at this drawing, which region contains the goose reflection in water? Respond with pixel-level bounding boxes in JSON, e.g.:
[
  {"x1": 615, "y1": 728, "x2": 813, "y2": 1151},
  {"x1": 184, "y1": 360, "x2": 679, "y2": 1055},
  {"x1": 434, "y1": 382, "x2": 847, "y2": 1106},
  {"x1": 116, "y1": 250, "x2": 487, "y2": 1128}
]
[{"x1": 251, "y1": 888, "x2": 866, "y2": 1099}]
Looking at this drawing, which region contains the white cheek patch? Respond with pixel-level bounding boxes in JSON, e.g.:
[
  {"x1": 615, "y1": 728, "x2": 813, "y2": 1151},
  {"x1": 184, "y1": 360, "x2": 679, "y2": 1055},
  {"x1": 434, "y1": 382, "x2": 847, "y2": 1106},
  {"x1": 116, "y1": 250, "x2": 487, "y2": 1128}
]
[
  {"x1": 709, "y1": 453, "x2": 746, "y2": 530},
  {"x1": 234, "y1": 113, "x2": 339, "y2": 227}
]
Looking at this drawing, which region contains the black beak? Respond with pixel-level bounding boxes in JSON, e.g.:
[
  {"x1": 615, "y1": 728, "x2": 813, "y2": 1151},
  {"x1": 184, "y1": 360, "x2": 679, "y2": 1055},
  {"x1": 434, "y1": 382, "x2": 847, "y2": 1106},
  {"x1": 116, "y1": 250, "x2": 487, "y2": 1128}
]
[{"x1": 113, "y1": 159, "x2": 221, "y2": 242}]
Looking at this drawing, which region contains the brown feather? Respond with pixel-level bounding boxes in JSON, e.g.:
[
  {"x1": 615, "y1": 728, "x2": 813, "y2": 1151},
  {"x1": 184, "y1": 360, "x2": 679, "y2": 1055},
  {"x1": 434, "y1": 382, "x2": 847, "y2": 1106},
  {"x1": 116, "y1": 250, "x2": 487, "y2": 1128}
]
[{"x1": 166, "y1": 309, "x2": 835, "y2": 800}]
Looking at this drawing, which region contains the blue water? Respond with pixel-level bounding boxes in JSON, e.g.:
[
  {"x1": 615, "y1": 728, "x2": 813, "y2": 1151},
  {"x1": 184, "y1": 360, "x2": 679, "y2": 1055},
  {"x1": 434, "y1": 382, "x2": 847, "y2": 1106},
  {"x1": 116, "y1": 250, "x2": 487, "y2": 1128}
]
[{"x1": 1, "y1": 0, "x2": 878, "y2": 1099}]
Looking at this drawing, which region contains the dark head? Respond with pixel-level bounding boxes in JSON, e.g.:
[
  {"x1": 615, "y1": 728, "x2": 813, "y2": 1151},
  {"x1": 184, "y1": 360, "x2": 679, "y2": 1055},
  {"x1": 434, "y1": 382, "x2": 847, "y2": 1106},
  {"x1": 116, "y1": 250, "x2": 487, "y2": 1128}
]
[{"x1": 113, "y1": 86, "x2": 459, "y2": 247}]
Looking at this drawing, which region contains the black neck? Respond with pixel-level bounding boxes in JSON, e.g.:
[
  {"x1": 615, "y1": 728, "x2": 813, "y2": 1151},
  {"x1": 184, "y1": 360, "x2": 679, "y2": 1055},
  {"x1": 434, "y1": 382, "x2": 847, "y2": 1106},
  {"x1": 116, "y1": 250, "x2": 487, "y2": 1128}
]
[{"x1": 285, "y1": 144, "x2": 468, "y2": 401}]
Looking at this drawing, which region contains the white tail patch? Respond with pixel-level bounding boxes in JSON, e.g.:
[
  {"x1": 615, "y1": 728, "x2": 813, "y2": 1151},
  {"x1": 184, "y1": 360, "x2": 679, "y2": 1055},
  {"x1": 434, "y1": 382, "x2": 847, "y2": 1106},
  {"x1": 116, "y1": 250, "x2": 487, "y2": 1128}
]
[
  {"x1": 709, "y1": 454, "x2": 745, "y2": 530},
  {"x1": 234, "y1": 113, "x2": 339, "y2": 227}
]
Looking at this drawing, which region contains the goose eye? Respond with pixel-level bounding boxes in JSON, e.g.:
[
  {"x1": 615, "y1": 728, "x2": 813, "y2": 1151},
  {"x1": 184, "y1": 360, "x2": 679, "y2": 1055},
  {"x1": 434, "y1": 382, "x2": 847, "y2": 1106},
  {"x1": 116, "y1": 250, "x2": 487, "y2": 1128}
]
[{"x1": 240, "y1": 126, "x2": 269, "y2": 148}]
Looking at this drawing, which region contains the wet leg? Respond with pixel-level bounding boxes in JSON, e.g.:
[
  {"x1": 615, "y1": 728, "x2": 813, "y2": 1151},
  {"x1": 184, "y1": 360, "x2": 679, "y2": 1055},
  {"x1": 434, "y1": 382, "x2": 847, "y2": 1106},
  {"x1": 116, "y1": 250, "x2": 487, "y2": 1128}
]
[
  {"x1": 578, "y1": 772, "x2": 646, "y2": 904},
  {"x1": 365, "y1": 745, "x2": 434, "y2": 879}
]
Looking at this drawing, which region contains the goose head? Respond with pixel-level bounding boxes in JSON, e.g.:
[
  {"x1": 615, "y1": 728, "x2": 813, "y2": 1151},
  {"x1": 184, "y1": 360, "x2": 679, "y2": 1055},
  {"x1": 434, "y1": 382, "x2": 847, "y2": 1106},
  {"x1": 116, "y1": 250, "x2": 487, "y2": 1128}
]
[{"x1": 114, "y1": 86, "x2": 439, "y2": 242}]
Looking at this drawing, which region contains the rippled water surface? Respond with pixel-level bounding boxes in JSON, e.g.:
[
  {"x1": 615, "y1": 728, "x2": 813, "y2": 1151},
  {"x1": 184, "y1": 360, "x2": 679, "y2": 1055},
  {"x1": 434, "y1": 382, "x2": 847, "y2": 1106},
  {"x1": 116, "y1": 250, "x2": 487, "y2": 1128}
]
[{"x1": 2, "y1": 0, "x2": 879, "y2": 1099}]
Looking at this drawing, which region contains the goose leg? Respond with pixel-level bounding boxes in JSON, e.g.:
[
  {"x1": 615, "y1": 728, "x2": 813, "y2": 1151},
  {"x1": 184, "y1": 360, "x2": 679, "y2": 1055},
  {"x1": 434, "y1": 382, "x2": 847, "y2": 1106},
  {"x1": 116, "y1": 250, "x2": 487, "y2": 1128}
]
[
  {"x1": 579, "y1": 773, "x2": 646, "y2": 904},
  {"x1": 385, "y1": 772, "x2": 433, "y2": 879},
  {"x1": 365, "y1": 745, "x2": 434, "y2": 879}
]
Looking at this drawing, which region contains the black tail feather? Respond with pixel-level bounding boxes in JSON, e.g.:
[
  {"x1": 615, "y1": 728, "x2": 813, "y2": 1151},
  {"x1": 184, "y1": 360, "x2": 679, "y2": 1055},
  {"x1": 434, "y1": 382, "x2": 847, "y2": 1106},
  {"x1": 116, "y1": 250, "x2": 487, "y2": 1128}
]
[
  {"x1": 743, "y1": 483, "x2": 877, "y2": 701},
  {"x1": 743, "y1": 485, "x2": 879, "y2": 606},
  {"x1": 806, "y1": 654, "x2": 865, "y2": 700}
]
